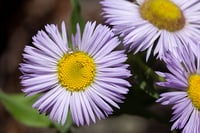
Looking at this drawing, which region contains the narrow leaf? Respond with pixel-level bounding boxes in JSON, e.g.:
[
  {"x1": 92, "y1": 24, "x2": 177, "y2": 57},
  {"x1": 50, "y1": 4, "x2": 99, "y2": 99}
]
[{"x1": 0, "y1": 90, "x2": 51, "y2": 127}]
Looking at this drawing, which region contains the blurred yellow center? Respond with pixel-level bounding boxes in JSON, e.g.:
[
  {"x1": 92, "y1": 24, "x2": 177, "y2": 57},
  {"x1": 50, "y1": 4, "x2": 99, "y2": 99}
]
[
  {"x1": 57, "y1": 51, "x2": 96, "y2": 92},
  {"x1": 187, "y1": 74, "x2": 200, "y2": 110},
  {"x1": 139, "y1": 0, "x2": 185, "y2": 32}
]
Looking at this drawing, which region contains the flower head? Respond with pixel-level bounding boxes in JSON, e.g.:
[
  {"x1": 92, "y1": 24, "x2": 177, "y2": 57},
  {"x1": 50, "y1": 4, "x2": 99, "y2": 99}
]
[
  {"x1": 156, "y1": 44, "x2": 200, "y2": 133},
  {"x1": 19, "y1": 21, "x2": 131, "y2": 126},
  {"x1": 101, "y1": 0, "x2": 200, "y2": 60}
]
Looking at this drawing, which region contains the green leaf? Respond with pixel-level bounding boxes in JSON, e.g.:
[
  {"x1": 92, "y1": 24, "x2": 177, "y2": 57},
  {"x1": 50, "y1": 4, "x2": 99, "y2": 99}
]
[
  {"x1": 70, "y1": 0, "x2": 85, "y2": 34},
  {"x1": 0, "y1": 90, "x2": 51, "y2": 127}
]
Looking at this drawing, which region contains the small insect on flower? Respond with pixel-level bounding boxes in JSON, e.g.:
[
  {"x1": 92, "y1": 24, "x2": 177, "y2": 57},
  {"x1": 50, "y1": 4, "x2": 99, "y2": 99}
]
[
  {"x1": 19, "y1": 21, "x2": 131, "y2": 126},
  {"x1": 101, "y1": 0, "x2": 200, "y2": 60},
  {"x1": 156, "y1": 45, "x2": 200, "y2": 133}
]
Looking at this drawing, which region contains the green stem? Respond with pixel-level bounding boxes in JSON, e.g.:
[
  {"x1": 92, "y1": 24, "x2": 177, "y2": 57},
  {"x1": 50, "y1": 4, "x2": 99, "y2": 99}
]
[
  {"x1": 70, "y1": 0, "x2": 85, "y2": 34},
  {"x1": 128, "y1": 53, "x2": 161, "y2": 99},
  {"x1": 132, "y1": 53, "x2": 162, "y2": 80},
  {"x1": 53, "y1": 114, "x2": 73, "y2": 133}
]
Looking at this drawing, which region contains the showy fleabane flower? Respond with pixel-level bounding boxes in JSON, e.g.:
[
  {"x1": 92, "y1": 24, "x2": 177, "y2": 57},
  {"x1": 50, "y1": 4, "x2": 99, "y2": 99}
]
[
  {"x1": 19, "y1": 21, "x2": 131, "y2": 126},
  {"x1": 156, "y1": 45, "x2": 200, "y2": 133},
  {"x1": 101, "y1": 0, "x2": 200, "y2": 60}
]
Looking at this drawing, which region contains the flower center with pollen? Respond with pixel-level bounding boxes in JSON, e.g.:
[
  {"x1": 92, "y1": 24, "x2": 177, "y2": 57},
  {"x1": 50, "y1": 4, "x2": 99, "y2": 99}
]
[
  {"x1": 57, "y1": 51, "x2": 96, "y2": 92},
  {"x1": 187, "y1": 74, "x2": 200, "y2": 110},
  {"x1": 139, "y1": 0, "x2": 185, "y2": 32}
]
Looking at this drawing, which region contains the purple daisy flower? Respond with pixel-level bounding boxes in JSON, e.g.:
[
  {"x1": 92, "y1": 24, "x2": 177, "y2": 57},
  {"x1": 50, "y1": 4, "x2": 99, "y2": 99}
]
[
  {"x1": 19, "y1": 21, "x2": 131, "y2": 126},
  {"x1": 101, "y1": 0, "x2": 200, "y2": 60},
  {"x1": 156, "y1": 44, "x2": 200, "y2": 133}
]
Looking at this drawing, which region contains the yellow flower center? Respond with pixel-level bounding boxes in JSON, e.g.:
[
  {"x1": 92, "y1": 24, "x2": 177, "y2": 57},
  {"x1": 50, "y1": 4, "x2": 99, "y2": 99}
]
[
  {"x1": 187, "y1": 74, "x2": 200, "y2": 110},
  {"x1": 57, "y1": 51, "x2": 96, "y2": 92},
  {"x1": 139, "y1": 0, "x2": 185, "y2": 32}
]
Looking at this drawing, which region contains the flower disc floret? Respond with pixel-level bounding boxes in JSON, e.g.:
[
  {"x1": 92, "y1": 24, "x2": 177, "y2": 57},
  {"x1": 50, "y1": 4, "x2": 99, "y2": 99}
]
[
  {"x1": 140, "y1": 0, "x2": 185, "y2": 32},
  {"x1": 57, "y1": 52, "x2": 96, "y2": 92}
]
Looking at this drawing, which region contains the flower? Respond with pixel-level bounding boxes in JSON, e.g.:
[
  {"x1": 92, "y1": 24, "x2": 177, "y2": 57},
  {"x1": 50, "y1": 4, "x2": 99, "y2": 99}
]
[
  {"x1": 101, "y1": 0, "x2": 200, "y2": 60},
  {"x1": 156, "y1": 44, "x2": 200, "y2": 133},
  {"x1": 19, "y1": 21, "x2": 131, "y2": 126}
]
